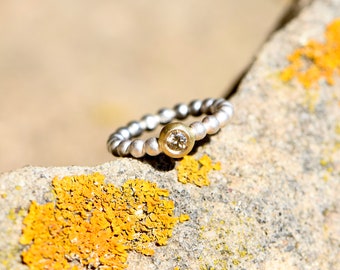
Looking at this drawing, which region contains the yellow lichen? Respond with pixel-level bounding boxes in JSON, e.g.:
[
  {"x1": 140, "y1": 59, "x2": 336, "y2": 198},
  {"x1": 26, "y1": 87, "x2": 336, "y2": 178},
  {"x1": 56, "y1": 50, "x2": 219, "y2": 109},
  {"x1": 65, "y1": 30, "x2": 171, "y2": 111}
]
[
  {"x1": 7, "y1": 209, "x2": 18, "y2": 221},
  {"x1": 232, "y1": 259, "x2": 240, "y2": 266},
  {"x1": 179, "y1": 214, "x2": 190, "y2": 223},
  {"x1": 319, "y1": 122, "x2": 340, "y2": 182},
  {"x1": 199, "y1": 214, "x2": 258, "y2": 269},
  {"x1": 281, "y1": 18, "x2": 340, "y2": 89},
  {"x1": 177, "y1": 155, "x2": 221, "y2": 187},
  {"x1": 20, "y1": 173, "x2": 189, "y2": 270},
  {"x1": 336, "y1": 123, "x2": 340, "y2": 134}
]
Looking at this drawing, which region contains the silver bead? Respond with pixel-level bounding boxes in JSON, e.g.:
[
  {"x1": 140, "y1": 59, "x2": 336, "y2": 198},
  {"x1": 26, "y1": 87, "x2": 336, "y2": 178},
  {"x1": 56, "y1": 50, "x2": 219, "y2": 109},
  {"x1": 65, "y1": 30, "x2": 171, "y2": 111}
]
[
  {"x1": 141, "y1": 114, "x2": 160, "y2": 130},
  {"x1": 212, "y1": 98, "x2": 226, "y2": 113},
  {"x1": 111, "y1": 139, "x2": 122, "y2": 149},
  {"x1": 158, "y1": 108, "x2": 176, "y2": 124},
  {"x1": 190, "y1": 121, "x2": 207, "y2": 140},
  {"x1": 129, "y1": 139, "x2": 145, "y2": 158},
  {"x1": 116, "y1": 140, "x2": 132, "y2": 156},
  {"x1": 201, "y1": 98, "x2": 215, "y2": 114},
  {"x1": 145, "y1": 137, "x2": 161, "y2": 156},
  {"x1": 213, "y1": 98, "x2": 226, "y2": 106},
  {"x1": 218, "y1": 102, "x2": 234, "y2": 118},
  {"x1": 189, "y1": 99, "x2": 203, "y2": 116},
  {"x1": 110, "y1": 146, "x2": 120, "y2": 156},
  {"x1": 107, "y1": 136, "x2": 123, "y2": 153},
  {"x1": 139, "y1": 120, "x2": 147, "y2": 130},
  {"x1": 202, "y1": 115, "x2": 220, "y2": 134},
  {"x1": 127, "y1": 121, "x2": 143, "y2": 137},
  {"x1": 215, "y1": 110, "x2": 230, "y2": 127},
  {"x1": 107, "y1": 133, "x2": 124, "y2": 145},
  {"x1": 115, "y1": 127, "x2": 131, "y2": 140},
  {"x1": 174, "y1": 103, "x2": 189, "y2": 119}
]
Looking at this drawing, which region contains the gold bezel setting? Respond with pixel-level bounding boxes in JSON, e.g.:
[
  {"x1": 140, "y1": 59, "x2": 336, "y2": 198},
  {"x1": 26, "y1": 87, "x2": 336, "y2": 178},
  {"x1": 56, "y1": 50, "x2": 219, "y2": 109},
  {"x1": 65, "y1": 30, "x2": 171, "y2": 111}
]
[{"x1": 158, "y1": 122, "x2": 195, "y2": 158}]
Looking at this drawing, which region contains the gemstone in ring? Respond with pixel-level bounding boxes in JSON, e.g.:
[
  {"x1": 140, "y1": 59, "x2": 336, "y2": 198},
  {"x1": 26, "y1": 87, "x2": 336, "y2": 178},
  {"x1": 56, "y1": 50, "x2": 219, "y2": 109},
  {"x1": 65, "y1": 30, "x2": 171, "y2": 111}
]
[{"x1": 159, "y1": 122, "x2": 195, "y2": 158}]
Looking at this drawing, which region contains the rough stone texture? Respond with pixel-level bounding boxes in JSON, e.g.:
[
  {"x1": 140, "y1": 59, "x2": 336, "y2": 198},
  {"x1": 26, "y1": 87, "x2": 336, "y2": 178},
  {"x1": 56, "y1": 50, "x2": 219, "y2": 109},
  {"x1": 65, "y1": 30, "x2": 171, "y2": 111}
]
[{"x1": 1, "y1": 0, "x2": 340, "y2": 269}]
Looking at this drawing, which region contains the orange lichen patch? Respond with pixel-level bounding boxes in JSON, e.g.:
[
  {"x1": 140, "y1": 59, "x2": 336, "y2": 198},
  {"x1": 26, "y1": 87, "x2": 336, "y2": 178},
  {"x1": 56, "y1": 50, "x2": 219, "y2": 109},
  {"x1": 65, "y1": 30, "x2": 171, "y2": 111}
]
[
  {"x1": 177, "y1": 155, "x2": 221, "y2": 187},
  {"x1": 281, "y1": 18, "x2": 340, "y2": 88},
  {"x1": 20, "y1": 173, "x2": 189, "y2": 270}
]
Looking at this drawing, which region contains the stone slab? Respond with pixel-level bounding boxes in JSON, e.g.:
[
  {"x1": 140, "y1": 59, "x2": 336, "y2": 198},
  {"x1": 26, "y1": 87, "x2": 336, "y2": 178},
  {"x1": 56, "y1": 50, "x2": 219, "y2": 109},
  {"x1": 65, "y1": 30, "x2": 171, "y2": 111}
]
[{"x1": 1, "y1": 0, "x2": 340, "y2": 269}]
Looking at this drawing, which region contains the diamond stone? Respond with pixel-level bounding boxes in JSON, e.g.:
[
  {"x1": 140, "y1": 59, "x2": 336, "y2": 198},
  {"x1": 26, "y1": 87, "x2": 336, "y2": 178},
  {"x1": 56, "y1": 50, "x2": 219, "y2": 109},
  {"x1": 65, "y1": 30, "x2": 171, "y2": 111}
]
[
  {"x1": 159, "y1": 122, "x2": 195, "y2": 158},
  {"x1": 166, "y1": 130, "x2": 188, "y2": 151}
]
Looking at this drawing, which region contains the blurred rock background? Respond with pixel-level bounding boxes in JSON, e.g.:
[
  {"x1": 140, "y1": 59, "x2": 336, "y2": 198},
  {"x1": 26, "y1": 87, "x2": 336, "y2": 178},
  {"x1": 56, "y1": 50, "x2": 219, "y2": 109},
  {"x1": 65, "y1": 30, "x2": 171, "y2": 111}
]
[{"x1": 0, "y1": 0, "x2": 294, "y2": 172}]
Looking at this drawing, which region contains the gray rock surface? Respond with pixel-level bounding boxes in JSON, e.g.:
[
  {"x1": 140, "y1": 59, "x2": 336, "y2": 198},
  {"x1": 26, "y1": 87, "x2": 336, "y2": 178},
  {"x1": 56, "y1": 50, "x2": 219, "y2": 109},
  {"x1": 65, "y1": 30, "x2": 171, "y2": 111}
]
[{"x1": 1, "y1": 0, "x2": 340, "y2": 269}]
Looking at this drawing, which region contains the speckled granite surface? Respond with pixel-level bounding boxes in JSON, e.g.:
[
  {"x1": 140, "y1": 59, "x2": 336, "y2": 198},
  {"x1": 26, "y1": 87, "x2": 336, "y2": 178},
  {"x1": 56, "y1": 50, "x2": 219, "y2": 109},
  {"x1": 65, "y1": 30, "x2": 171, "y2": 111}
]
[{"x1": 1, "y1": 0, "x2": 340, "y2": 269}]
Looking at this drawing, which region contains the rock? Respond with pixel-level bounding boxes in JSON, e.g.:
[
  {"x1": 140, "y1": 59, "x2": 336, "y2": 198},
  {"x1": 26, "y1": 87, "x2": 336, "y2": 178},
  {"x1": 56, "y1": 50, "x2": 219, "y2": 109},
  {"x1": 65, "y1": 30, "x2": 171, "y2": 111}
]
[{"x1": 1, "y1": 0, "x2": 340, "y2": 269}]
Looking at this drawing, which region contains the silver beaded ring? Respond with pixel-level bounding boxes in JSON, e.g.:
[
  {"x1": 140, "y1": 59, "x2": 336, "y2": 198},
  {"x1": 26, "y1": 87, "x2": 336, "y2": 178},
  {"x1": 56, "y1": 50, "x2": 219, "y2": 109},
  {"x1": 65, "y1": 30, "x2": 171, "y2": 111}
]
[{"x1": 107, "y1": 98, "x2": 233, "y2": 159}]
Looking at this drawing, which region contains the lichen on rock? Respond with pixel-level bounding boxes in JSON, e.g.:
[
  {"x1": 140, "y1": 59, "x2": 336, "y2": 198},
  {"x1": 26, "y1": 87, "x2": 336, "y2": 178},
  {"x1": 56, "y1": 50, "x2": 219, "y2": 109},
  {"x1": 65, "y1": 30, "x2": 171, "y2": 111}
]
[
  {"x1": 20, "y1": 173, "x2": 189, "y2": 270},
  {"x1": 177, "y1": 155, "x2": 221, "y2": 187},
  {"x1": 281, "y1": 18, "x2": 340, "y2": 89}
]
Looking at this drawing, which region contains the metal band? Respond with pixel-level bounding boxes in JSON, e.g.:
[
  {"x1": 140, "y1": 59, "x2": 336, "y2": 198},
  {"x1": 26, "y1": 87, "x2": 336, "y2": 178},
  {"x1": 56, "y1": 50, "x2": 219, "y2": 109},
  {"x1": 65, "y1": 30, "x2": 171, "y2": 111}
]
[{"x1": 107, "y1": 98, "x2": 233, "y2": 158}]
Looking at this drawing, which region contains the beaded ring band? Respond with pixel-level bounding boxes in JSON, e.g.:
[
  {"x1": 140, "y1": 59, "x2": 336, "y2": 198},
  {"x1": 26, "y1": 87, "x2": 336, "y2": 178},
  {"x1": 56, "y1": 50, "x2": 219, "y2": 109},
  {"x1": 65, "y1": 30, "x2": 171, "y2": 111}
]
[{"x1": 107, "y1": 98, "x2": 233, "y2": 159}]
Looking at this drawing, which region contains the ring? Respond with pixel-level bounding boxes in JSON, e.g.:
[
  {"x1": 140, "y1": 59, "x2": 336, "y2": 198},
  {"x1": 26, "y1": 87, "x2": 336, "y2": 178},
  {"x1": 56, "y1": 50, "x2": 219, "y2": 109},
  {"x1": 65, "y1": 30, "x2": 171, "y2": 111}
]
[{"x1": 107, "y1": 98, "x2": 233, "y2": 158}]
